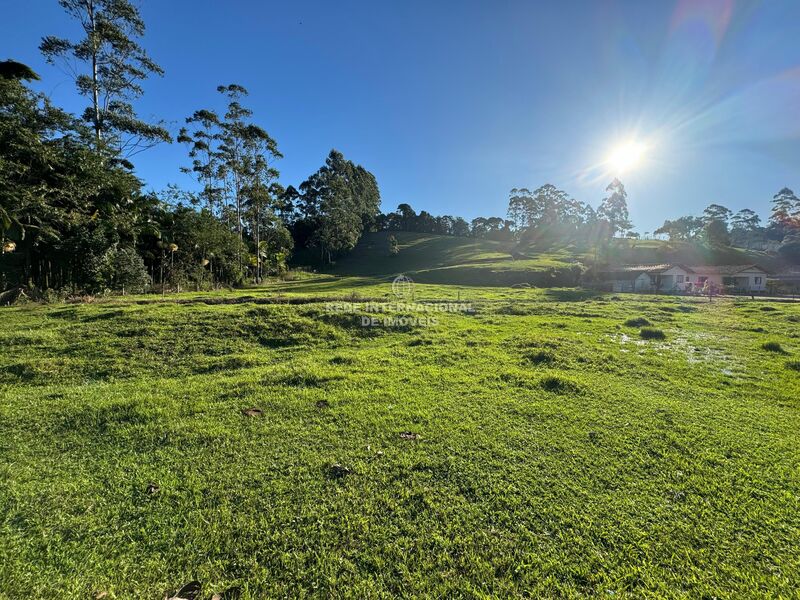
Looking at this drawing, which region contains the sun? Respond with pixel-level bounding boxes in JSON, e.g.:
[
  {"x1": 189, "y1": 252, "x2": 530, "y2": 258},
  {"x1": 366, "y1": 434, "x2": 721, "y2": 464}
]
[{"x1": 607, "y1": 140, "x2": 647, "y2": 174}]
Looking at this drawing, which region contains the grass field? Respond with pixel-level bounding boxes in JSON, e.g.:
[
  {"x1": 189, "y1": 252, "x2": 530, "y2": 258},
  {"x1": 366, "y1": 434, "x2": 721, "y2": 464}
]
[{"x1": 2, "y1": 277, "x2": 799, "y2": 598}]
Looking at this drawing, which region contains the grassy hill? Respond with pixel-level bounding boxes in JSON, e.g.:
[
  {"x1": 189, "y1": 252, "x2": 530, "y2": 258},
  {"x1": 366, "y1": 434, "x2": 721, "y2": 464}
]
[{"x1": 294, "y1": 231, "x2": 783, "y2": 286}]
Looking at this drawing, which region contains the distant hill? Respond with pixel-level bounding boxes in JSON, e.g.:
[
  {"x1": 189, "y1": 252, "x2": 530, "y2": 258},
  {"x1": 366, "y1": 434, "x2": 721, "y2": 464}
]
[{"x1": 292, "y1": 231, "x2": 785, "y2": 286}]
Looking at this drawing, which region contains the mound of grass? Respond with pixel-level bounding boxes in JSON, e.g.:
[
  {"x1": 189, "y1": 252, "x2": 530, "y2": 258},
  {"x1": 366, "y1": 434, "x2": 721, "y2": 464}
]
[
  {"x1": 539, "y1": 375, "x2": 579, "y2": 394},
  {"x1": 525, "y1": 350, "x2": 555, "y2": 365},
  {"x1": 640, "y1": 327, "x2": 666, "y2": 340},
  {"x1": 761, "y1": 341, "x2": 788, "y2": 354},
  {"x1": 786, "y1": 360, "x2": 800, "y2": 371},
  {"x1": 624, "y1": 317, "x2": 651, "y2": 327}
]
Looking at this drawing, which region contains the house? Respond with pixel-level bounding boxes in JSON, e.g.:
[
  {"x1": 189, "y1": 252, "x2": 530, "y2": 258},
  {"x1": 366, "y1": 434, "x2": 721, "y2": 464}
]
[
  {"x1": 601, "y1": 264, "x2": 673, "y2": 293},
  {"x1": 685, "y1": 265, "x2": 769, "y2": 293},
  {"x1": 601, "y1": 264, "x2": 769, "y2": 293}
]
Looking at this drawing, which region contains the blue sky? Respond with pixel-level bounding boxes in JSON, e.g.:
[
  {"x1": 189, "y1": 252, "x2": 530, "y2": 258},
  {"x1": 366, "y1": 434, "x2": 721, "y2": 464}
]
[{"x1": 4, "y1": 0, "x2": 800, "y2": 232}]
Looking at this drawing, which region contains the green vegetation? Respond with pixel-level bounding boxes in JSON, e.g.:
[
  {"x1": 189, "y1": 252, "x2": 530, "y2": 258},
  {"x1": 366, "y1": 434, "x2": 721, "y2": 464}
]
[
  {"x1": 762, "y1": 341, "x2": 788, "y2": 354},
  {"x1": 1, "y1": 277, "x2": 799, "y2": 597},
  {"x1": 624, "y1": 317, "x2": 651, "y2": 327},
  {"x1": 639, "y1": 327, "x2": 666, "y2": 340}
]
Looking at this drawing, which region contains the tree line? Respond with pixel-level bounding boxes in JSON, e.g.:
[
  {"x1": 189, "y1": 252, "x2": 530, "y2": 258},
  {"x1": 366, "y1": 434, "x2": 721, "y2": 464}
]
[
  {"x1": 373, "y1": 179, "x2": 632, "y2": 246},
  {"x1": 1, "y1": 0, "x2": 381, "y2": 295},
  {"x1": 652, "y1": 190, "x2": 800, "y2": 261}
]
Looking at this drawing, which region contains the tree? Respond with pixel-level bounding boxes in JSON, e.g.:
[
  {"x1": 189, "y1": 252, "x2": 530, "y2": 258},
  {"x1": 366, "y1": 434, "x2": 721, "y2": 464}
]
[
  {"x1": 294, "y1": 150, "x2": 380, "y2": 260},
  {"x1": 177, "y1": 109, "x2": 223, "y2": 213},
  {"x1": 507, "y1": 188, "x2": 531, "y2": 231},
  {"x1": 388, "y1": 234, "x2": 399, "y2": 256},
  {"x1": 1, "y1": 62, "x2": 146, "y2": 291},
  {"x1": 597, "y1": 179, "x2": 632, "y2": 237},
  {"x1": 703, "y1": 218, "x2": 730, "y2": 246},
  {"x1": 216, "y1": 84, "x2": 253, "y2": 239},
  {"x1": 770, "y1": 187, "x2": 799, "y2": 240},
  {"x1": 729, "y1": 208, "x2": 763, "y2": 248},
  {"x1": 731, "y1": 209, "x2": 761, "y2": 232},
  {"x1": 654, "y1": 216, "x2": 704, "y2": 241},
  {"x1": 40, "y1": 0, "x2": 170, "y2": 154},
  {"x1": 313, "y1": 177, "x2": 362, "y2": 262},
  {"x1": 396, "y1": 203, "x2": 417, "y2": 231},
  {"x1": 451, "y1": 217, "x2": 470, "y2": 237},
  {"x1": 703, "y1": 204, "x2": 732, "y2": 225}
]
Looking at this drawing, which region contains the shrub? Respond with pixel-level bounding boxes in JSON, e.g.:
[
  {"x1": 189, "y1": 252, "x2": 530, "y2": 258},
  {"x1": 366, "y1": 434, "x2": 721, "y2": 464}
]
[
  {"x1": 624, "y1": 317, "x2": 651, "y2": 327},
  {"x1": 761, "y1": 341, "x2": 788, "y2": 354},
  {"x1": 108, "y1": 247, "x2": 150, "y2": 293},
  {"x1": 640, "y1": 327, "x2": 666, "y2": 340}
]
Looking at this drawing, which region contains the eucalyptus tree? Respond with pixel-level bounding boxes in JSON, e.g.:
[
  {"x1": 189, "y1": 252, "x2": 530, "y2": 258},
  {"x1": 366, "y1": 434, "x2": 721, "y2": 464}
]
[
  {"x1": 216, "y1": 84, "x2": 253, "y2": 241},
  {"x1": 177, "y1": 110, "x2": 223, "y2": 214},
  {"x1": 40, "y1": 0, "x2": 170, "y2": 155},
  {"x1": 702, "y1": 204, "x2": 732, "y2": 225},
  {"x1": 770, "y1": 188, "x2": 799, "y2": 240},
  {"x1": 598, "y1": 179, "x2": 633, "y2": 237}
]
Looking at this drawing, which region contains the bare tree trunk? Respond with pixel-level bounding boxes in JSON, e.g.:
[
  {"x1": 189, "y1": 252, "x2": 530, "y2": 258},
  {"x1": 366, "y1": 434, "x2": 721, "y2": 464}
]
[{"x1": 87, "y1": 0, "x2": 101, "y2": 145}]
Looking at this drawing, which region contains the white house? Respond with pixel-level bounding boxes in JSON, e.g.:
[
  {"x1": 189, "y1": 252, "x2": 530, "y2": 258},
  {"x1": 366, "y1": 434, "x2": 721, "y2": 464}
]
[
  {"x1": 686, "y1": 265, "x2": 769, "y2": 293},
  {"x1": 602, "y1": 264, "x2": 769, "y2": 293}
]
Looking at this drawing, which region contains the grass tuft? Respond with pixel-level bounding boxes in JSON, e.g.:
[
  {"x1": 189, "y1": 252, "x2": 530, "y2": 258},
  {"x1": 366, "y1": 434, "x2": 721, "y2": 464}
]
[
  {"x1": 525, "y1": 350, "x2": 555, "y2": 365},
  {"x1": 761, "y1": 341, "x2": 788, "y2": 354},
  {"x1": 786, "y1": 360, "x2": 800, "y2": 371},
  {"x1": 624, "y1": 317, "x2": 651, "y2": 327},
  {"x1": 640, "y1": 327, "x2": 666, "y2": 340},
  {"x1": 539, "y1": 375, "x2": 579, "y2": 394}
]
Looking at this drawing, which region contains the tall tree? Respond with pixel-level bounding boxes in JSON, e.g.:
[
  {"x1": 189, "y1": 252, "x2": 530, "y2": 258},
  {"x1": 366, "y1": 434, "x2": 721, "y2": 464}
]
[
  {"x1": 40, "y1": 0, "x2": 170, "y2": 155},
  {"x1": 770, "y1": 187, "x2": 799, "y2": 240},
  {"x1": 597, "y1": 179, "x2": 632, "y2": 237},
  {"x1": 177, "y1": 109, "x2": 223, "y2": 214},
  {"x1": 241, "y1": 125, "x2": 282, "y2": 282},
  {"x1": 703, "y1": 204, "x2": 732, "y2": 225},
  {"x1": 216, "y1": 84, "x2": 252, "y2": 239},
  {"x1": 731, "y1": 209, "x2": 760, "y2": 232},
  {"x1": 507, "y1": 188, "x2": 531, "y2": 231},
  {"x1": 295, "y1": 150, "x2": 380, "y2": 261}
]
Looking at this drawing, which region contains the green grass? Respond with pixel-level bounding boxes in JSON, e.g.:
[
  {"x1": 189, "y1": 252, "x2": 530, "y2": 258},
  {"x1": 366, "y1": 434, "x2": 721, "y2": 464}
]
[
  {"x1": 296, "y1": 231, "x2": 584, "y2": 286},
  {"x1": 1, "y1": 279, "x2": 799, "y2": 598}
]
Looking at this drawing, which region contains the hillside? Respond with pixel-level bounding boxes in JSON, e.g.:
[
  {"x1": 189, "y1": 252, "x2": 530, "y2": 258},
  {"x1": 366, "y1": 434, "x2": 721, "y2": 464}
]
[{"x1": 294, "y1": 231, "x2": 785, "y2": 286}]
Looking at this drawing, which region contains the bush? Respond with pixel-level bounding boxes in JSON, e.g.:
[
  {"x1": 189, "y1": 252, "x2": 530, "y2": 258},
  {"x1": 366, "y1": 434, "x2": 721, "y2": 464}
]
[
  {"x1": 640, "y1": 327, "x2": 666, "y2": 340},
  {"x1": 107, "y1": 247, "x2": 150, "y2": 293},
  {"x1": 624, "y1": 317, "x2": 651, "y2": 327},
  {"x1": 761, "y1": 341, "x2": 788, "y2": 354}
]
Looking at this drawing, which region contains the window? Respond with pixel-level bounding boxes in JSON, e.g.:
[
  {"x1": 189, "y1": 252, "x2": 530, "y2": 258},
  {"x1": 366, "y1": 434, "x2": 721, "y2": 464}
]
[
  {"x1": 754, "y1": 277, "x2": 762, "y2": 285},
  {"x1": 676, "y1": 275, "x2": 685, "y2": 283}
]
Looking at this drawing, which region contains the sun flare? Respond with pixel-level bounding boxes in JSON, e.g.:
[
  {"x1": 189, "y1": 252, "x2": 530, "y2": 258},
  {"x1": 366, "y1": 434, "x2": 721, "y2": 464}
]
[{"x1": 607, "y1": 140, "x2": 647, "y2": 174}]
